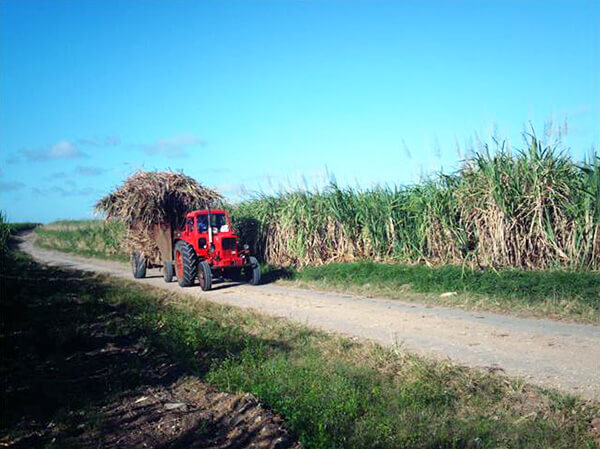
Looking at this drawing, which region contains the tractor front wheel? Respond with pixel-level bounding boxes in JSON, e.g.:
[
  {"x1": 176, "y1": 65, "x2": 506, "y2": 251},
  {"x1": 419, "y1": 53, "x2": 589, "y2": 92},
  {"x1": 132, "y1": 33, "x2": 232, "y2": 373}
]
[
  {"x1": 174, "y1": 241, "x2": 197, "y2": 287},
  {"x1": 198, "y1": 261, "x2": 212, "y2": 291},
  {"x1": 245, "y1": 256, "x2": 261, "y2": 286},
  {"x1": 131, "y1": 252, "x2": 147, "y2": 279}
]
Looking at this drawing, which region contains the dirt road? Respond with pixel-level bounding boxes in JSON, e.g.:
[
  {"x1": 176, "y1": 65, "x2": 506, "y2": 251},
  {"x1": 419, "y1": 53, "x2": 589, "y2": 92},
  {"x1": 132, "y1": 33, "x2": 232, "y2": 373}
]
[{"x1": 19, "y1": 232, "x2": 600, "y2": 400}]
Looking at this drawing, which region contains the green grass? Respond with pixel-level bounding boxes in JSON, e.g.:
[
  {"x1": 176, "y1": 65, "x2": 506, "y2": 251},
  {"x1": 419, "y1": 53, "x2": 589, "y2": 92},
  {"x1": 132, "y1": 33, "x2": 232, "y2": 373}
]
[
  {"x1": 0, "y1": 213, "x2": 10, "y2": 253},
  {"x1": 286, "y1": 261, "x2": 600, "y2": 322},
  {"x1": 2, "y1": 249, "x2": 598, "y2": 448},
  {"x1": 0, "y1": 211, "x2": 40, "y2": 253},
  {"x1": 48, "y1": 219, "x2": 106, "y2": 226},
  {"x1": 35, "y1": 220, "x2": 128, "y2": 262},
  {"x1": 8, "y1": 222, "x2": 41, "y2": 232}
]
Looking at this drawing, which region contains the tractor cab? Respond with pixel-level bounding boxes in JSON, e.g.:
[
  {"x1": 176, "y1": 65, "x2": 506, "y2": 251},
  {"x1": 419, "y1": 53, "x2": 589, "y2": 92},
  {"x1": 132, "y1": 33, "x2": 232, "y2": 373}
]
[{"x1": 178, "y1": 209, "x2": 240, "y2": 262}]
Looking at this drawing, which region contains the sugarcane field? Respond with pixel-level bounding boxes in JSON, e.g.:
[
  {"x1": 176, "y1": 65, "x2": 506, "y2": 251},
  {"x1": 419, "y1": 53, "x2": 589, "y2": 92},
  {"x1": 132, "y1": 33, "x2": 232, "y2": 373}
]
[{"x1": 1, "y1": 1, "x2": 599, "y2": 448}]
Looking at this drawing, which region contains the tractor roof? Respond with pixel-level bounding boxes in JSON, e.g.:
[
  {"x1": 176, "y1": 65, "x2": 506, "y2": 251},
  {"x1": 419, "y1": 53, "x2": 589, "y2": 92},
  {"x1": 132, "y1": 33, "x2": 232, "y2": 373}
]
[{"x1": 186, "y1": 209, "x2": 229, "y2": 217}]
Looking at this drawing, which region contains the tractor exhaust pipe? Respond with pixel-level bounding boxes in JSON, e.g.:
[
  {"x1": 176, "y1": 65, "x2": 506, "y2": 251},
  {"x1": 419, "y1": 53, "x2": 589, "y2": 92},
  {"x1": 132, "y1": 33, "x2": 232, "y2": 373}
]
[{"x1": 207, "y1": 208, "x2": 213, "y2": 251}]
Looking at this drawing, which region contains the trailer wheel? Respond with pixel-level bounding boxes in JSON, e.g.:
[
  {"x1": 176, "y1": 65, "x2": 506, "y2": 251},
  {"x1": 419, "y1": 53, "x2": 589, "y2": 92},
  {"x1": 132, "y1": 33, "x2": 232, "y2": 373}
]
[
  {"x1": 198, "y1": 261, "x2": 212, "y2": 291},
  {"x1": 245, "y1": 256, "x2": 261, "y2": 286},
  {"x1": 174, "y1": 241, "x2": 197, "y2": 287},
  {"x1": 131, "y1": 252, "x2": 147, "y2": 279},
  {"x1": 163, "y1": 261, "x2": 175, "y2": 283}
]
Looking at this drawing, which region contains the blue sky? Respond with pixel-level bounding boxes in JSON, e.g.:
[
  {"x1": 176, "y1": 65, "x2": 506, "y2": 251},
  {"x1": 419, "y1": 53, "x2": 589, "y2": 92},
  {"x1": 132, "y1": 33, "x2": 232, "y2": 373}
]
[{"x1": 1, "y1": 0, "x2": 598, "y2": 223}]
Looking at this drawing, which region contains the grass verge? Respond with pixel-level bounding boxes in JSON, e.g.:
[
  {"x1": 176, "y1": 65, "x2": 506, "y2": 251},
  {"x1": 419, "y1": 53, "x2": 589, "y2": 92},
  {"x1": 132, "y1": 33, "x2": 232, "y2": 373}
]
[
  {"x1": 282, "y1": 261, "x2": 600, "y2": 323},
  {"x1": 2, "y1": 248, "x2": 599, "y2": 448},
  {"x1": 35, "y1": 221, "x2": 128, "y2": 262}
]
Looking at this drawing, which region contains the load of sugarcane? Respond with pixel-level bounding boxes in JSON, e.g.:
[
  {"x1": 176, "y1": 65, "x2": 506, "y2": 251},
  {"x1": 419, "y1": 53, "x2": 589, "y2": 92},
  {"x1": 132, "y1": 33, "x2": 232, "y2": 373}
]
[{"x1": 95, "y1": 170, "x2": 223, "y2": 264}]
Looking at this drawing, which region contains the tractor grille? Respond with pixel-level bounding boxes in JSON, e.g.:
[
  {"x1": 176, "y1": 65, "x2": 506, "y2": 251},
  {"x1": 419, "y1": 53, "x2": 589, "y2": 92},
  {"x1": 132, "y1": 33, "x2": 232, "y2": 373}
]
[{"x1": 222, "y1": 238, "x2": 236, "y2": 251}]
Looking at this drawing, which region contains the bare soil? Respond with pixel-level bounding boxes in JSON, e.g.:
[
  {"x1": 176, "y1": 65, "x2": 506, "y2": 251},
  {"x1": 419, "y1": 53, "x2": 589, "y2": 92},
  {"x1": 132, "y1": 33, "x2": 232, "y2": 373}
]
[
  {"x1": 18, "y1": 231, "x2": 600, "y2": 401},
  {"x1": 73, "y1": 377, "x2": 298, "y2": 449}
]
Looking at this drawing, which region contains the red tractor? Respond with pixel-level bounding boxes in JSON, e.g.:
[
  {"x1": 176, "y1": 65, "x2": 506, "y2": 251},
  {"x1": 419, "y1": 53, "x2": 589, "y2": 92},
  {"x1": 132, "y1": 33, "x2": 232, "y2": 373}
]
[{"x1": 131, "y1": 208, "x2": 260, "y2": 290}]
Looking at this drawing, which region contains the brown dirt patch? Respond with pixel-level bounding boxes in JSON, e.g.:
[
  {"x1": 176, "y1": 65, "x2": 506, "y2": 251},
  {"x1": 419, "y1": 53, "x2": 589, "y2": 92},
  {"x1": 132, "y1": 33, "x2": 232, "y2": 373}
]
[{"x1": 70, "y1": 377, "x2": 299, "y2": 449}]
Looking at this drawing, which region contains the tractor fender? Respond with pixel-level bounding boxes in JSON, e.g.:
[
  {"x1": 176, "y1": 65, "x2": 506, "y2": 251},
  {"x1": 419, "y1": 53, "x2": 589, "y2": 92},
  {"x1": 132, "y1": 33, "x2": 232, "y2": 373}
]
[{"x1": 171, "y1": 238, "x2": 183, "y2": 260}]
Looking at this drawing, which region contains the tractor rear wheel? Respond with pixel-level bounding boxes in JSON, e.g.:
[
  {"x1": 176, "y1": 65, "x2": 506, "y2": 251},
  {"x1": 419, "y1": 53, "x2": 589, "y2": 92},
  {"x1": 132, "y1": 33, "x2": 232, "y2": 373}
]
[
  {"x1": 163, "y1": 260, "x2": 175, "y2": 283},
  {"x1": 174, "y1": 241, "x2": 197, "y2": 287},
  {"x1": 131, "y1": 252, "x2": 147, "y2": 279},
  {"x1": 245, "y1": 256, "x2": 261, "y2": 285},
  {"x1": 198, "y1": 261, "x2": 212, "y2": 291}
]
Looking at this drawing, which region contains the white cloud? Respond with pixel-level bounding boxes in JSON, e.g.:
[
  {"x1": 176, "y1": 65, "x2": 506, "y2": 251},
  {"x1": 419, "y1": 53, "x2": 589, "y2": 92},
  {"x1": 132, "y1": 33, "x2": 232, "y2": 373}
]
[
  {"x1": 0, "y1": 181, "x2": 25, "y2": 191},
  {"x1": 77, "y1": 134, "x2": 120, "y2": 147},
  {"x1": 137, "y1": 134, "x2": 205, "y2": 158},
  {"x1": 9, "y1": 135, "x2": 117, "y2": 165},
  {"x1": 31, "y1": 185, "x2": 97, "y2": 197},
  {"x1": 75, "y1": 166, "x2": 107, "y2": 176},
  {"x1": 77, "y1": 137, "x2": 99, "y2": 146},
  {"x1": 50, "y1": 141, "x2": 81, "y2": 158},
  {"x1": 52, "y1": 186, "x2": 95, "y2": 196},
  {"x1": 20, "y1": 140, "x2": 87, "y2": 161},
  {"x1": 6, "y1": 155, "x2": 20, "y2": 164},
  {"x1": 47, "y1": 171, "x2": 69, "y2": 180}
]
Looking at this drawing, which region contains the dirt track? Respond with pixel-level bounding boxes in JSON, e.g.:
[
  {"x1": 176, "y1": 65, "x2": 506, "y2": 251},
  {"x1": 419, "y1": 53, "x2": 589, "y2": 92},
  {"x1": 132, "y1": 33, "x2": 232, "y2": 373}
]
[{"x1": 19, "y1": 231, "x2": 600, "y2": 401}]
